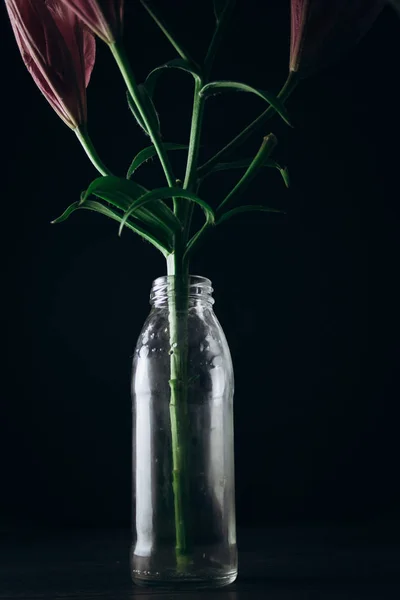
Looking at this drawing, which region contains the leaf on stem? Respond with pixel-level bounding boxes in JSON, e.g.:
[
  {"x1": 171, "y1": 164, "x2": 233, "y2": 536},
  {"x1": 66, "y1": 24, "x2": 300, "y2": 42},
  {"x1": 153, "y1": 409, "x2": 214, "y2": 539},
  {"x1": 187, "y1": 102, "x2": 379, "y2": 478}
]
[
  {"x1": 145, "y1": 58, "x2": 201, "y2": 97},
  {"x1": 279, "y1": 165, "x2": 290, "y2": 188},
  {"x1": 81, "y1": 175, "x2": 181, "y2": 242},
  {"x1": 200, "y1": 80, "x2": 292, "y2": 127},
  {"x1": 51, "y1": 201, "x2": 81, "y2": 224},
  {"x1": 217, "y1": 133, "x2": 278, "y2": 214},
  {"x1": 51, "y1": 199, "x2": 171, "y2": 256},
  {"x1": 127, "y1": 91, "x2": 146, "y2": 133},
  {"x1": 205, "y1": 159, "x2": 290, "y2": 187},
  {"x1": 126, "y1": 84, "x2": 160, "y2": 136},
  {"x1": 140, "y1": 0, "x2": 198, "y2": 66},
  {"x1": 81, "y1": 175, "x2": 147, "y2": 206},
  {"x1": 217, "y1": 204, "x2": 286, "y2": 225},
  {"x1": 127, "y1": 143, "x2": 188, "y2": 179},
  {"x1": 213, "y1": 0, "x2": 230, "y2": 22},
  {"x1": 119, "y1": 187, "x2": 215, "y2": 236}
]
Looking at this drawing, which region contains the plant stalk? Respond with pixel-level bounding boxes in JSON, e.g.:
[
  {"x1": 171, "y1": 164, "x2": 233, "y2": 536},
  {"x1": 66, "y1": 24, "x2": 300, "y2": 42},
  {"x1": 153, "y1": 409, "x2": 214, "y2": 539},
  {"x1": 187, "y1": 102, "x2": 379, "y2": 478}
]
[
  {"x1": 204, "y1": 0, "x2": 236, "y2": 79},
  {"x1": 166, "y1": 244, "x2": 191, "y2": 569},
  {"x1": 180, "y1": 78, "x2": 205, "y2": 243},
  {"x1": 197, "y1": 72, "x2": 298, "y2": 178},
  {"x1": 75, "y1": 126, "x2": 112, "y2": 176},
  {"x1": 109, "y1": 42, "x2": 176, "y2": 190},
  {"x1": 140, "y1": 0, "x2": 198, "y2": 67}
]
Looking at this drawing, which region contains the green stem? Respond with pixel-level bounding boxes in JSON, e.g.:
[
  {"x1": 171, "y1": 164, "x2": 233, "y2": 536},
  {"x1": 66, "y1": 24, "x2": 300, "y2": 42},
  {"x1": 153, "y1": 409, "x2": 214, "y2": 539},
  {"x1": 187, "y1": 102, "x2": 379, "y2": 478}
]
[
  {"x1": 186, "y1": 134, "x2": 277, "y2": 259},
  {"x1": 204, "y1": 0, "x2": 236, "y2": 79},
  {"x1": 179, "y1": 79, "x2": 205, "y2": 243},
  {"x1": 166, "y1": 243, "x2": 191, "y2": 569},
  {"x1": 109, "y1": 42, "x2": 176, "y2": 190},
  {"x1": 74, "y1": 127, "x2": 112, "y2": 176},
  {"x1": 216, "y1": 133, "x2": 277, "y2": 214},
  {"x1": 197, "y1": 72, "x2": 298, "y2": 178},
  {"x1": 140, "y1": 0, "x2": 198, "y2": 67}
]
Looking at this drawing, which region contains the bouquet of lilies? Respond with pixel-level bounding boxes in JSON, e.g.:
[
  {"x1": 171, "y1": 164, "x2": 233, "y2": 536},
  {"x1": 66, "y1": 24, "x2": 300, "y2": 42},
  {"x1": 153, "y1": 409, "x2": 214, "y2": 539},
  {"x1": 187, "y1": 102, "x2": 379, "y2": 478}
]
[{"x1": 5, "y1": 0, "x2": 388, "y2": 568}]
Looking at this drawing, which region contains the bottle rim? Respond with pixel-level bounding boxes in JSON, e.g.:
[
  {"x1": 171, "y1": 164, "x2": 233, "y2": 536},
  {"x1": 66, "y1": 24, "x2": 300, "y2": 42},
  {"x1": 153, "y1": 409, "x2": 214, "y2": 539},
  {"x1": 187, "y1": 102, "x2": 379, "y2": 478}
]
[{"x1": 150, "y1": 275, "x2": 214, "y2": 306}]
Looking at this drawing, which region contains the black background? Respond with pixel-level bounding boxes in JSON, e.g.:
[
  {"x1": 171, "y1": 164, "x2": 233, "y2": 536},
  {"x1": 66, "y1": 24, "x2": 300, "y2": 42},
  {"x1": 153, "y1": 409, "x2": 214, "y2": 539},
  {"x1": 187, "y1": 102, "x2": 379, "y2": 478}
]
[{"x1": 1, "y1": 1, "x2": 399, "y2": 532}]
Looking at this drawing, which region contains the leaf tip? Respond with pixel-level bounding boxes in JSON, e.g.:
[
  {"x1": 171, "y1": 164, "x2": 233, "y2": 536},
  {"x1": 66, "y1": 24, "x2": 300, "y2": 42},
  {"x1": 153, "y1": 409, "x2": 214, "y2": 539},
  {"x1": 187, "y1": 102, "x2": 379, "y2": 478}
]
[{"x1": 264, "y1": 133, "x2": 278, "y2": 146}]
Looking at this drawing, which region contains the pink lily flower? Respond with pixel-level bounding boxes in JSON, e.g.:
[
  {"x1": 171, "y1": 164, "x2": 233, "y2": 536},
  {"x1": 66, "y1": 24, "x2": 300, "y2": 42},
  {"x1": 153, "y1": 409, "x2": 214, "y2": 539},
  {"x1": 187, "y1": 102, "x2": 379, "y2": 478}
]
[
  {"x1": 60, "y1": 1, "x2": 124, "y2": 44},
  {"x1": 5, "y1": 0, "x2": 95, "y2": 129},
  {"x1": 290, "y1": 0, "x2": 385, "y2": 76}
]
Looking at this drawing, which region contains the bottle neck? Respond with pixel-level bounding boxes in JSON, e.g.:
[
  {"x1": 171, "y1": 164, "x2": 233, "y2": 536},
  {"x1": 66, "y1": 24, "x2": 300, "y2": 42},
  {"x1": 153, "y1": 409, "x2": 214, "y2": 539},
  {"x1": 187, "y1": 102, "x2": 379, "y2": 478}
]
[{"x1": 150, "y1": 275, "x2": 214, "y2": 308}]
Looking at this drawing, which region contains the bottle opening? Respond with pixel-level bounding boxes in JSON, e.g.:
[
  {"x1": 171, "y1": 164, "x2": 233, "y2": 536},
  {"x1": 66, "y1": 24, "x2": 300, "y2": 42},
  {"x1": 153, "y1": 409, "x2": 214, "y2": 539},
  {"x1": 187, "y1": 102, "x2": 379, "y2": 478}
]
[{"x1": 150, "y1": 275, "x2": 214, "y2": 307}]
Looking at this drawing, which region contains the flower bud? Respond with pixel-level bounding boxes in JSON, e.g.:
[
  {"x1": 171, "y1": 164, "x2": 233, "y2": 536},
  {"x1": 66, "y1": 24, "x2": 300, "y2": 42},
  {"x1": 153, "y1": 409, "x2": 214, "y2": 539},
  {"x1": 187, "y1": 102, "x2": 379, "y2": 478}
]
[
  {"x1": 60, "y1": 0, "x2": 124, "y2": 45},
  {"x1": 290, "y1": 0, "x2": 385, "y2": 77},
  {"x1": 5, "y1": 0, "x2": 95, "y2": 129}
]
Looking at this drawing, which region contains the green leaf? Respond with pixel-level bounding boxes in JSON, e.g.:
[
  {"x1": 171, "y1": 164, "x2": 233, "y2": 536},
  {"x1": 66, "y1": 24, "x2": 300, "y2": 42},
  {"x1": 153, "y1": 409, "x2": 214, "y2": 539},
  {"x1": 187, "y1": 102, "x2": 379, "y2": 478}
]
[
  {"x1": 139, "y1": 0, "x2": 198, "y2": 65},
  {"x1": 119, "y1": 187, "x2": 215, "y2": 236},
  {"x1": 213, "y1": 0, "x2": 228, "y2": 22},
  {"x1": 51, "y1": 201, "x2": 80, "y2": 224},
  {"x1": 127, "y1": 143, "x2": 188, "y2": 179},
  {"x1": 279, "y1": 165, "x2": 290, "y2": 188},
  {"x1": 217, "y1": 205, "x2": 286, "y2": 225},
  {"x1": 207, "y1": 159, "x2": 290, "y2": 187},
  {"x1": 126, "y1": 85, "x2": 161, "y2": 136},
  {"x1": 127, "y1": 91, "x2": 146, "y2": 134},
  {"x1": 217, "y1": 133, "x2": 278, "y2": 213},
  {"x1": 51, "y1": 200, "x2": 171, "y2": 256},
  {"x1": 139, "y1": 83, "x2": 161, "y2": 135},
  {"x1": 82, "y1": 176, "x2": 181, "y2": 236},
  {"x1": 82, "y1": 175, "x2": 146, "y2": 206},
  {"x1": 200, "y1": 80, "x2": 292, "y2": 127},
  {"x1": 145, "y1": 58, "x2": 201, "y2": 97}
]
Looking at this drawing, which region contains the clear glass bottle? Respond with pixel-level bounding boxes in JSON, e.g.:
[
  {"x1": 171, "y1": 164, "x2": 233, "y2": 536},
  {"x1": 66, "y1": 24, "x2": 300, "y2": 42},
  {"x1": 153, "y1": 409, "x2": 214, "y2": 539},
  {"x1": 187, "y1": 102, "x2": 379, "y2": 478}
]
[{"x1": 130, "y1": 275, "x2": 237, "y2": 588}]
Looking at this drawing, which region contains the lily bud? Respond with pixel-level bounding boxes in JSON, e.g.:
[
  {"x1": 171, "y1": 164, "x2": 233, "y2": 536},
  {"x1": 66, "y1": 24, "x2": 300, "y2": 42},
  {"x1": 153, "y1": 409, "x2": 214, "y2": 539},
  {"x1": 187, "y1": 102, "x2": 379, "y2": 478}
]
[
  {"x1": 5, "y1": 0, "x2": 95, "y2": 129},
  {"x1": 60, "y1": 1, "x2": 124, "y2": 45},
  {"x1": 290, "y1": 0, "x2": 385, "y2": 77}
]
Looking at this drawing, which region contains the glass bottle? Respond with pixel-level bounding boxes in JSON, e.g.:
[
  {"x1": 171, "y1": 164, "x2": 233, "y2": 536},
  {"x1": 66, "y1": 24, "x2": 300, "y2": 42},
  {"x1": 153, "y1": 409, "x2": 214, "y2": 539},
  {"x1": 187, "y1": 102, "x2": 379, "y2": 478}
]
[{"x1": 130, "y1": 275, "x2": 237, "y2": 588}]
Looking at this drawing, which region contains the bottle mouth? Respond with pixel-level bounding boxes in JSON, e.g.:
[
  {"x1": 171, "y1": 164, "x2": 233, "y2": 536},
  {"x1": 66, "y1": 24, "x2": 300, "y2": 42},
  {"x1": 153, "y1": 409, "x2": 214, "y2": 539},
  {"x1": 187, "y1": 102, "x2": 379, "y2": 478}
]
[{"x1": 150, "y1": 275, "x2": 214, "y2": 307}]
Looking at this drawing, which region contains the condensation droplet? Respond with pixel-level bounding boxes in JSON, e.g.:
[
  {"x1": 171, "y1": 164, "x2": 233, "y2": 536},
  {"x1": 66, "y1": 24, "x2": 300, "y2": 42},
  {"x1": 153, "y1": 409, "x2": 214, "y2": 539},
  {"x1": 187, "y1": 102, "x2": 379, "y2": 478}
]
[
  {"x1": 139, "y1": 346, "x2": 149, "y2": 358},
  {"x1": 172, "y1": 342, "x2": 178, "y2": 348},
  {"x1": 150, "y1": 332, "x2": 155, "y2": 339},
  {"x1": 151, "y1": 348, "x2": 157, "y2": 353},
  {"x1": 164, "y1": 327, "x2": 168, "y2": 333},
  {"x1": 199, "y1": 343, "x2": 204, "y2": 352}
]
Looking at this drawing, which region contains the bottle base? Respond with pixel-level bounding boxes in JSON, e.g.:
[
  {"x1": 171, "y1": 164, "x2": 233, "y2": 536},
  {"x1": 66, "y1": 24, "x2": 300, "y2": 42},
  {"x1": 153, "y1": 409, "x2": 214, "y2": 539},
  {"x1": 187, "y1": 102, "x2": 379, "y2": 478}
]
[{"x1": 132, "y1": 568, "x2": 237, "y2": 589}]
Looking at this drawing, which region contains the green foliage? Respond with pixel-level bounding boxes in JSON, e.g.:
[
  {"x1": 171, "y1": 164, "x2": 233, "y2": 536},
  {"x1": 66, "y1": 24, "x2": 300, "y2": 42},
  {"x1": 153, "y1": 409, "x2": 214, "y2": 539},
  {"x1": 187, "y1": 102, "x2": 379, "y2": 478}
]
[
  {"x1": 126, "y1": 84, "x2": 160, "y2": 136},
  {"x1": 119, "y1": 187, "x2": 215, "y2": 237},
  {"x1": 205, "y1": 159, "x2": 290, "y2": 188},
  {"x1": 200, "y1": 80, "x2": 292, "y2": 127},
  {"x1": 145, "y1": 59, "x2": 201, "y2": 98},
  {"x1": 127, "y1": 143, "x2": 188, "y2": 179},
  {"x1": 51, "y1": 199, "x2": 171, "y2": 256},
  {"x1": 54, "y1": 0, "x2": 295, "y2": 260},
  {"x1": 81, "y1": 176, "x2": 181, "y2": 236},
  {"x1": 213, "y1": 0, "x2": 229, "y2": 22},
  {"x1": 217, "y1": 204, "x2": 285, "y2": 225},
  {"x1": 216, "y1": 133, "x2": 278, "y2": 213}
]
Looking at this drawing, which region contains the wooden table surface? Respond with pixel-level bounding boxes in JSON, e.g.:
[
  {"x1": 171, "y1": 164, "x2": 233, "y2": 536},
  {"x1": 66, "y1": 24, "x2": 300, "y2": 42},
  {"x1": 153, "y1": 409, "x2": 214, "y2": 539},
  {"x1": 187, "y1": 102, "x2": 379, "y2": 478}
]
[{"x1": 1, "y1": 523, "x2": 399, "y2": 599}]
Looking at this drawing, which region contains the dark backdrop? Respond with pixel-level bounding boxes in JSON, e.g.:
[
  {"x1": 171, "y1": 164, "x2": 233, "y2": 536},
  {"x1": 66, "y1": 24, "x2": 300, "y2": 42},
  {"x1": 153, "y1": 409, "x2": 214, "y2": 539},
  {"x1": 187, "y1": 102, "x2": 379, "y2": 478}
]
[{"x1": 1, "y1": 1, "x2": 399, "y2": 531}]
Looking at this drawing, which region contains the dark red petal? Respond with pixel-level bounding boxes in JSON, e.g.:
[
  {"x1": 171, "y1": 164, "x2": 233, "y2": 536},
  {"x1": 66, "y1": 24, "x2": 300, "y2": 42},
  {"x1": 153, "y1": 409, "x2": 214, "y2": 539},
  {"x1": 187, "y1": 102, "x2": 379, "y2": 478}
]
[
  {"x1": 5, "y1": 0, "x2": 93, "y2": 128},
  {"x1": 290, "y1": 0, "x2": 385, "y2": 77}
]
